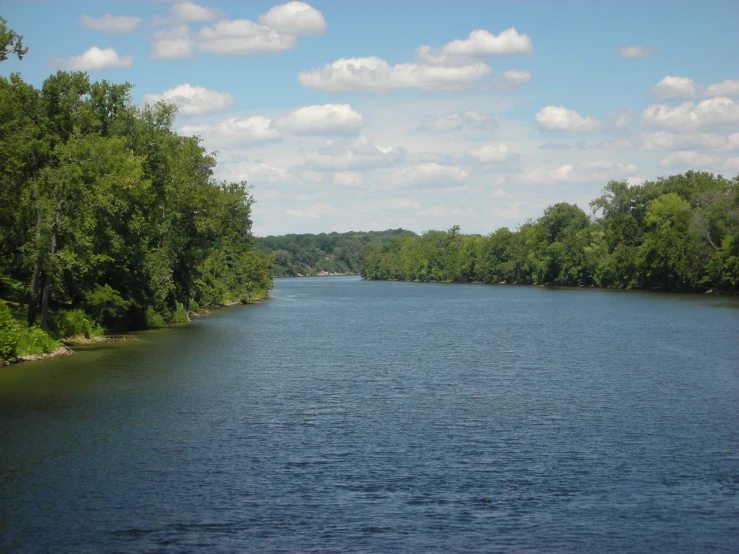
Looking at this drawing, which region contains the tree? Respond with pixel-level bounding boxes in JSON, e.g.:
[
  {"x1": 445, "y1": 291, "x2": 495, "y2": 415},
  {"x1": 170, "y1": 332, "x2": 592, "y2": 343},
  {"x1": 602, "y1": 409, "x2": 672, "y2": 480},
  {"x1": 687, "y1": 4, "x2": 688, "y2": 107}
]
[{"x1": 0, "y1": 17, "x2": 28, "y2": 62}]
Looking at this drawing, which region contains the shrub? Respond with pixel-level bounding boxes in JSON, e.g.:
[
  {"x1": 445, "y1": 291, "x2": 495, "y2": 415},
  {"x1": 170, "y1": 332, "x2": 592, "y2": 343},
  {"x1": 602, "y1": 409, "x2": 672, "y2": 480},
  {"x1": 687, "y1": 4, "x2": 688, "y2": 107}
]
[
  {"x1": 16, "y1": 326, "x2": 59, "y2": 356},
  {"x1": 52, "y1": 309, "x2": 103, "y2": 339},
  {"x1": 168, "y1": 305, "x2": 189, "y2": 324},
  {"x1": 0, "y1": 300, "x2": 19, "y2": 362},
  {"x1": 84, "y1": 284, "x2": 130, "y2": 330},
  {"x1": 144, "y1": 306, "x2": 165, "y2": 329},
  {"x1": 189, "y1": 300, "x2": 200, "y2": 313}
]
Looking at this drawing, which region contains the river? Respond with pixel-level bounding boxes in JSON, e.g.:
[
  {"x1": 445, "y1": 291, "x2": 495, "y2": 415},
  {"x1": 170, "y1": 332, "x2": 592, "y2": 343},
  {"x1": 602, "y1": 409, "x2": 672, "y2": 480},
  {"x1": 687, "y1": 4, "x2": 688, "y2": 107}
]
[{"x1": 1, "y1": 276, "x2": 738, "y2": 552}]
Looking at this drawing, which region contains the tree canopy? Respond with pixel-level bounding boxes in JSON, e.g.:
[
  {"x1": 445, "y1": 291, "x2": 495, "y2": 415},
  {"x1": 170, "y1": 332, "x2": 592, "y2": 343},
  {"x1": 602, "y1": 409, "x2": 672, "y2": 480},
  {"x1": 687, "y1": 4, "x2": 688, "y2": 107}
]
[{"x1": 359, "y1": 172, "x2": 739, "y2": 293}]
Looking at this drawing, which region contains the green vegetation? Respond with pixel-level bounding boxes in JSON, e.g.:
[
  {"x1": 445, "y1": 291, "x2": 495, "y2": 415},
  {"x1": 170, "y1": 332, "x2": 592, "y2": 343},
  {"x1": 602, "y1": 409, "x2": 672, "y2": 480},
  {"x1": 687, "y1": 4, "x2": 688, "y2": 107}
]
[
  {"x1": 257, "y1": 229, "x2": 417, "y2": 277},
  {"x1": 0, "y1": 19, "x2": 271, "y2": 363},
  {"x1": 360, "y1": 172, "x2": 739, "y2": 293}
]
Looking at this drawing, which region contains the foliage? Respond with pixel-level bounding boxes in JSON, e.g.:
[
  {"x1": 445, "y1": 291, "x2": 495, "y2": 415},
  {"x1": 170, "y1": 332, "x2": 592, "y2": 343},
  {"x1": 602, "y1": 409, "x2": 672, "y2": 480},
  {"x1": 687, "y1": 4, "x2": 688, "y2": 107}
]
[
  {"x1": 257, "y1": 229, "x2": 417, "y2": 277},
  {"x1": 143, "y1": 306, "x2": 165, "y2": 329},
  {"x1": 0, "y1": 55, "x2": 272, "y2": 337},
  {"x1": 0, "y1": 300, "x2": 19, "y2": 362},
  {"x1": 0, "y1": 17, "x2": 28, "y2": 62},
  {"x1": 16, "y1": 326, "x2": 59, "y2": 356},
  {"x1": 51, "y1": 309, "x2": 103, "y2": 340},
  {"x1": 359, "y1": 172, "x2": 739, "y2": 293},
  {"x1": 169, "y1": 305, "x2": 190, "y2": 324}
]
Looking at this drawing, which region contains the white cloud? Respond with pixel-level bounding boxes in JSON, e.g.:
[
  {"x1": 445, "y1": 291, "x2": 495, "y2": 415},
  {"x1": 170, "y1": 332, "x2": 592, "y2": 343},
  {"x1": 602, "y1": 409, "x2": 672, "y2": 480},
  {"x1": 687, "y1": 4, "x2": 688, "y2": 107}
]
[
  {"x1": 332, "y1": 171, "x2": 366, "y2": 187},
  {"x1": 306, "y1": 137, "x2": 405, "y2": 170},
  {"x1": 466, "y1": 143, "x2": 511, "y2": 163},
  {"x1": 418, "y1": 111, "x2": 497, "y2": 132},
  {"x1": 150, "y1": 25, "x2": 194, "y2": 59},
  {"x1": 641, "y1": 97, "x2": 739, "y2": 132},
  {"x1": 641, "y1": 131, "x2": 739, "y2": 151},
  {"x1": 617, "y1": 46, "x2": 656, "y2": 58},
  {"x1": 705, "y1": 79, "x2": 739, "y2": 97},
  {"x1": 651, "y1": 76, "x2": 739, "y2": 99},
  {"x1": 297, "y1": 56, "x2": 491, "y2": 93},
  {"x1": 79, "y1": 15, "x2": 141, "y2": 34},
  {"x1": 222, "y1": 160, "x2": 292, "y2": 184},
  {"x1": 170, "y1": 2, "x2": 223, "y2": 22},
  {"x1": 613, "y1": 106, "x2": 635, "y2": 129},
  {"x1": 142, "y1": 83, "x2": 235, "y2": 114},
  {"x1": 198, "y1": 19, "x2": 297, "y2": 55},
  {"x1": 388, "y1": 163, "x2": 468, "y2": 187},
  {"x1": 179, "y1": 116, "x2": 280, "y2": 145},
  {"x1": 416, "y1": 28, "x2": 533, "y2": 66},
  {"x1": 535, "y1": 106, "x2": 602, "y2": 132},
  {"x1": 660, "y1": 150, "x2": 724, "y2": 168},
  {"x1": 651, "y1": 75, "x2": 702, "y2": 99},
  {"x1": 491, "y1": 69, "x2": 532, "y2": 89},
  {"x1": 515, "y1": 161, "x2": 636, "y2": 184},
  {"x1": 286, "y1": 203, "x2": 338, "y2": 219},
  {"x1": 258, "y1": 1, "x2": 326, "y2": 35},
  {"x1": 50, "y1": 46, "x2": 133, "y2": 70},
  {"x1": 274, "y1": 104, "x2": 364, "y2": 135}
]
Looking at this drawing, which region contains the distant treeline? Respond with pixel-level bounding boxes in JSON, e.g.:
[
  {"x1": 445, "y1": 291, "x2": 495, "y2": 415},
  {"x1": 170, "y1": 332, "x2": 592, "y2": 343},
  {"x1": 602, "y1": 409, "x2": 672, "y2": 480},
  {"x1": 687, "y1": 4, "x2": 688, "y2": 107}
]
[
  {"x1": 0, "y1": 34, "x2": 271, "y2": 357},
  {"x1": 256, "y1": 229, "x2": 417, "y2": 277},
  {"x1": 360, "y1": 172, "x2": 739, "y2": 293}
]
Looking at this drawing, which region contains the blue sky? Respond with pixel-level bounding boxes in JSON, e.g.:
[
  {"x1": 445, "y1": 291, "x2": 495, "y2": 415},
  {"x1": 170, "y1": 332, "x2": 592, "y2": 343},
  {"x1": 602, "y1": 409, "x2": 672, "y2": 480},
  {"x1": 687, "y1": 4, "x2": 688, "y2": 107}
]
[{"x1": 2, "y1": 0, "x2": 738, "y2": 235}]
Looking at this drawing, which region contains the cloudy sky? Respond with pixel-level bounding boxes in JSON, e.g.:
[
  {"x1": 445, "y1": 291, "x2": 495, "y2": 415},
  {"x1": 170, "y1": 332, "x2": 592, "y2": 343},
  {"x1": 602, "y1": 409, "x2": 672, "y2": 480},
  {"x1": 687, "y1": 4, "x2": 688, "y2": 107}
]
[{"x1": 3, "y1": 0, "x2": 738, "y2": 236}]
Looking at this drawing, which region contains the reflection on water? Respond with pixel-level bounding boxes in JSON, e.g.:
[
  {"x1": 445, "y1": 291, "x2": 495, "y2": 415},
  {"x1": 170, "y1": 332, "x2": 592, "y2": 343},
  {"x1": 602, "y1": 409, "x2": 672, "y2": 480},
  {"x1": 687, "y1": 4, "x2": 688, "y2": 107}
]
[{"x1": 1, "y1": 277, "x2": 738, "y2": 553}]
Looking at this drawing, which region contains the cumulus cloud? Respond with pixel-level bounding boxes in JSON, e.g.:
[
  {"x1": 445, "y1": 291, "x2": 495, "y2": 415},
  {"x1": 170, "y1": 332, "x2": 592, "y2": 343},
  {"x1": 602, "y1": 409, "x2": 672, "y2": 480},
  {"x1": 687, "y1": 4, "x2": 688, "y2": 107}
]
[
  {"x1": 222, "y1": 160, "x2": 292, "y2": 184},
  {"x1": 416, "y1": 28, "x2": 533, "y2": 66},
  {"x1": 150, "y1": 25, "x2": 195, "y2": 59},
  {"x1": 641, "y1": 131, "x2": 739, "y2": 151},
  {"x1": 258, "y1": 1, "x2": 326, "y2": 35},
  {"x1": 306, "y1": 137, "x2": 405, "y2": 170},
  {"x1": 180, "y1": 116, "x2": 280, "y2": 145},
  {"x1": 465, "y1": 143, "x2": 511, "y2": 163},
  {"x1": 197, "y1": 19, "x2": 297, "y2": 55},
  {"x1": 274, "y1": 104, "x2": 364, "y2": 135},
  {"x1": 170, "y1": 1, "x2": 223, "y2": 21},
  {"x1": 297, "y1": 56, "x2": 491, "y2": 93},
  {"x1": 705, "y1": 79, "x2": 739, "y2": 97},
  {"x1": 651, "y1": 76, "x2": 739, "y2": 99},
  {"x1": 491, "y1": 69, "x2": 532, "y2": 89},
  {"x1": 418, "y1": 111, "x2": 497, "y2": 132},
  {"x1": 613, "y1": 106, "x2": 635, "y2": 129},
  {"x1": 659, "y1": 150, "x2": 724, "y2": 168},
  {"x1": 515, "y1": 161, "x2": 637, "y2": 184},
  {"x1": 641, "y1": 97, "x2": 739, "y2": 132},
  {"x1": 79, "y1": 15, "x2": 141, "y2": 33},
  {"x1": 50, "y1": 46, "x2": 133, "y2": 70},
  {"x1": 617, "y1": 46, "x2": 656, "y2": 58},
  {"x1": 388, "y1": 163, "x2": 468, "y2": 187},
  {"x1": 142, "y1": 83, "x2": 235, "y2": 114},
  {"x1": 535, "y1": 106, "x2": 602, "y2": 132}
]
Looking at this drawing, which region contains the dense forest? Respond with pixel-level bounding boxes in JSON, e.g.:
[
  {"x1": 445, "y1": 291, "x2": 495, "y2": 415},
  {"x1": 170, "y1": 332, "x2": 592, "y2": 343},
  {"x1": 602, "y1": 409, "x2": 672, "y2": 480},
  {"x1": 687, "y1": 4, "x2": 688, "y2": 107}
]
[
  {"x1": 256, "y1": 229, "x2": 416, "y2": 277},
  {"x1": 0, "y1": 19, "x2": 271, "y2": 362},
  {"x1": 360, "y1": 172, "x2": 739, "y2": 292}
]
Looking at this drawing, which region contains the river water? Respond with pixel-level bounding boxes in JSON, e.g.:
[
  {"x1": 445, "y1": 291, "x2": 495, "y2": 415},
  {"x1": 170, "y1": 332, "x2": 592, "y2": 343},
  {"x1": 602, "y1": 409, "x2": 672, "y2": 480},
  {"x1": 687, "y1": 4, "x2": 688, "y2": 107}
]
[{"x1": 1, "y1": 277, "x2": 738, "y2": 552}]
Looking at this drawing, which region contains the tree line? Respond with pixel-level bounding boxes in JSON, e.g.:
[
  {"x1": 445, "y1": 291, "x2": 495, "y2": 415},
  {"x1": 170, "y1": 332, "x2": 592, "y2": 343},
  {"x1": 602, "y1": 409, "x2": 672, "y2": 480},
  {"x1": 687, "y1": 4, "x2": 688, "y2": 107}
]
[
  {"x1": 360, "y1": 172, "x2": 739, "y2": 292},
  {"x1": 0, "y1": 18, "x2": 271, "y2": 361},
  {"x1": 257, "y1": 229, "x2": 417, "y2": 277}
]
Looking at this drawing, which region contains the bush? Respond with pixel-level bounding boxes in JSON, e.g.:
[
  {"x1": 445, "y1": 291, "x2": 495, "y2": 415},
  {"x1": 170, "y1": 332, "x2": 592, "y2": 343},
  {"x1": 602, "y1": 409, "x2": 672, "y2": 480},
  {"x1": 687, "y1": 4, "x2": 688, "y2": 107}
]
[
  {"x1": 16, "y1": 326, "x2": 59, "y2": 356},
  {"x1": 144, "y1": 306, "x2": 165, "y2": 329},
  {"x1": 52, "y1": 309, "x2": 103, "y2": 339},
  {"x1": 168, "y1": 305, "x2": 189, "y2": 324},
  {"x1": 0, "y1": 300, "x2": 19, "y2": 362},
  {"x1": 189, "y1": 300, "x2": 200, "y2": 313},
  {"x1": 84, "y1": 284, "x2": 130, "y2": 330}
]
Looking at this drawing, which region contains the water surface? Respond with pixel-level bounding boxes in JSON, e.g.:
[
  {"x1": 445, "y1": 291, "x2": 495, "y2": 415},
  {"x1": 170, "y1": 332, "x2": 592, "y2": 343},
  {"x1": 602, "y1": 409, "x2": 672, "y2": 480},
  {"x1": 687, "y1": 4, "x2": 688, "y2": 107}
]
[{"x1": 1, "y1": 277, "x2": 738, "y2": 552}]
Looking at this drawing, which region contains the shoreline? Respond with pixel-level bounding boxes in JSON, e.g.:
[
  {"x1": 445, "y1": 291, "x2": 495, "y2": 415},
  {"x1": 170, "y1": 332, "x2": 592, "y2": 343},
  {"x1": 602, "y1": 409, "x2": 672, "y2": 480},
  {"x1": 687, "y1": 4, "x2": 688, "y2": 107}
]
[{"x1": 2, "y1": 292, "x2": 271, "y2": 368}]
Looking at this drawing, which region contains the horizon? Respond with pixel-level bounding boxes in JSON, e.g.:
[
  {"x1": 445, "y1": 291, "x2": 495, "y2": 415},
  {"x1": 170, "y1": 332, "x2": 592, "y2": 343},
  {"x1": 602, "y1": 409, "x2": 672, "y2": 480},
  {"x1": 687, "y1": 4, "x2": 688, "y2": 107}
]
[{"x1": 3, "y1": 0, "x2": 738, "y2": 236}]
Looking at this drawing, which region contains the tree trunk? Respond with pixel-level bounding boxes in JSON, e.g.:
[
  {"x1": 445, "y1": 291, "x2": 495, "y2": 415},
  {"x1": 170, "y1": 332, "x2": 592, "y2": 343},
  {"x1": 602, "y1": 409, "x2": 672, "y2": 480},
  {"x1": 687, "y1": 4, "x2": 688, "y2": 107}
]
[
  {"x1": 27, "y1": 170, "x2": 41, "y2": 326},
  {"x1": 40, "y1": 196, "x2": 61, "y2": 330}
]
